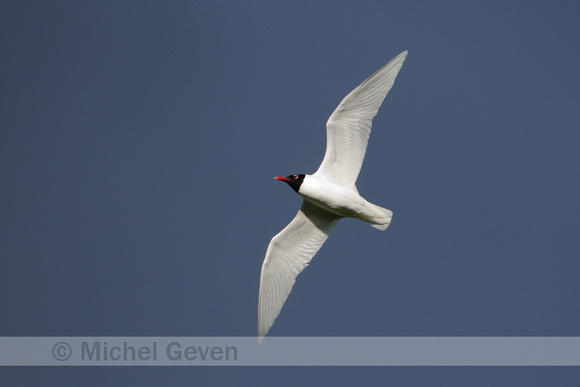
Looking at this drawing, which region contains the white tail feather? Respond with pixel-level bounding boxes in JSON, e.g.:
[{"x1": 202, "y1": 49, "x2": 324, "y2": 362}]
[{"x1": 369, "y1": 205, "x2": 393, "y2": 231}]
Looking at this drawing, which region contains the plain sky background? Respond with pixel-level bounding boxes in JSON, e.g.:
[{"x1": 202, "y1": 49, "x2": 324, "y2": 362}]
[{"x1": 2, "y1": 1, "x2": 579, "y2": 385}]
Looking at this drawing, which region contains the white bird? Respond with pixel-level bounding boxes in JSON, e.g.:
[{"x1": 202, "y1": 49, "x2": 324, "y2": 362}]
[{"x1": 258, "y1": 51, "x2": 408, "y2": 342}]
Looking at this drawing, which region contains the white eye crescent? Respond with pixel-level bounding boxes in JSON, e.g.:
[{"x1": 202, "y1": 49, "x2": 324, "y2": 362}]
[{"x1": 293, "y1": 175, "x2": 298, "y2": 179}]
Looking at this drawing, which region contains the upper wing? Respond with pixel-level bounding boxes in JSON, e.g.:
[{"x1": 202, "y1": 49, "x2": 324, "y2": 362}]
[
  {"x1": 258, "y1": 200, "x2": 341, "y2": 342},
  {"x1": 314, "y1": 51, "x2": 408, "y2": 189}
]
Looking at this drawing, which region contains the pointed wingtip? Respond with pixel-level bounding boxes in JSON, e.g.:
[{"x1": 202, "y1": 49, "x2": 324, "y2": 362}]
[{"x1": 397, "y1": 50, "x2": 409, "y2": 61}]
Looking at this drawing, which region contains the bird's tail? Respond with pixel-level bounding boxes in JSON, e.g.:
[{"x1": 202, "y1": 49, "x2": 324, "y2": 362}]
[{"x1": 368, "y1": 204, "x2": 393, "y2": 231}]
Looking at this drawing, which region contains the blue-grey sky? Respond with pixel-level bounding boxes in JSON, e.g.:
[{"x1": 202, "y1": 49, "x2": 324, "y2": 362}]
[{"x1": 2, "y1": 1, "x2": 579, "y2": 384}]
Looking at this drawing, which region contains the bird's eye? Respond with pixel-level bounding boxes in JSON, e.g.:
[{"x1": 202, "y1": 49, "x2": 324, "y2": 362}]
[{"x1": 293, "y1": 175, "x2": 298, "y2": 179}]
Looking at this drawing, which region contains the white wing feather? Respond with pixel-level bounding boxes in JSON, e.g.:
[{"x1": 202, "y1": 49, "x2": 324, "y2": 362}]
[
  {"x1": 257, "y1": 200, "x2": 341, "y2": 342},
  {"x1": 314, "y1": 50, "x2": 407, "y2": 189}
]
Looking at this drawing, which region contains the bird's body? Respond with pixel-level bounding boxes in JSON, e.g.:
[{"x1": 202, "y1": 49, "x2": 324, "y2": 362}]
[
  {"x1": 258, "y1": 51, "x2": 408, "y2": 342},
  {"x1": 297, "y1": 174, "x2": 392, "y2": 229}
]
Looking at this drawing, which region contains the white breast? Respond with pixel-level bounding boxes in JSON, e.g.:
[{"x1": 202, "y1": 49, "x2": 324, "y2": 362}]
[{"x1": 298, "y1": 175, "x2": 368, "y2": 218}]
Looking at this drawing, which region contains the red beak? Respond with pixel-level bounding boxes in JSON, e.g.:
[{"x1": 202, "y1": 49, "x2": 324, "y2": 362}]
[{"x1": 274, "y1": 176, "x2": 289, "y2": 181}]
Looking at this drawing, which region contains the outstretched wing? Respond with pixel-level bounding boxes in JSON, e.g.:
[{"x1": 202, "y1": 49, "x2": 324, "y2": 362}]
[
  {"x1": 314, "y1": 51, "x2": 407, "y2": 189},
  {"x1": 258, "y1": 200, "x2": 341, "y2": 342}
]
